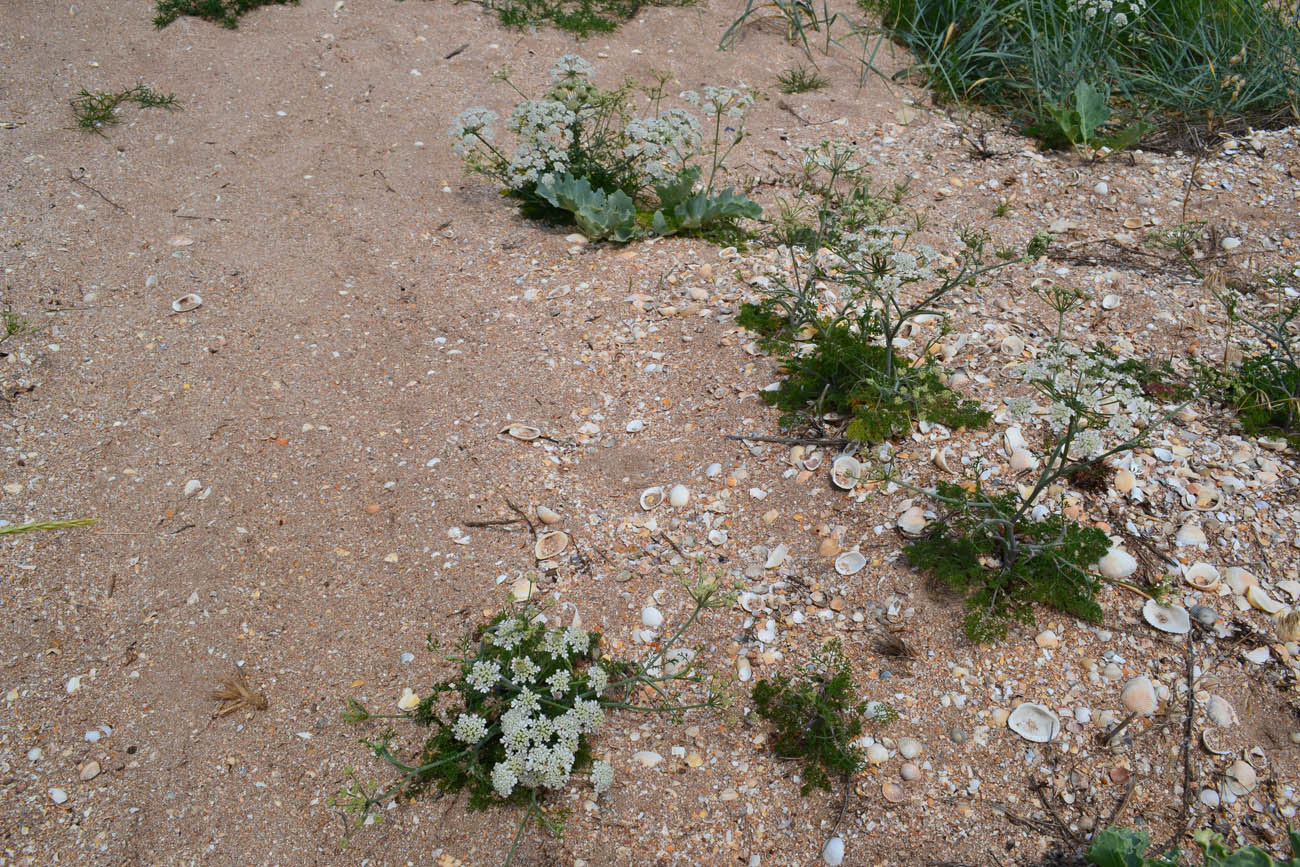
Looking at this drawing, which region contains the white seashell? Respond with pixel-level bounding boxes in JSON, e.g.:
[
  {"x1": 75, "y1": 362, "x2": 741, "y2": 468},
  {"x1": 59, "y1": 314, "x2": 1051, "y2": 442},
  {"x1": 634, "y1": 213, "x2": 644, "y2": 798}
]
[
  {"x1": 1243, "y1": 646, "x2": 1270, "y2": 664},
  {"x1": 668, "y1": 484, "x2": 690, "y2": 508},
  {"x1": 1097, "y1": 547, "x2": 1137, "y2": 580},
  {"x1": 1143, "y1": 599, "x2": 1191, "y2": 634},
  {"x1": 765, "y1": 543, "x2": 789, "y2": 570},
  {"x1": 183, "y1": 479, "x2": 202, "y2": 497},
  {"x1": 1000, "y1": 335, "x2": 1025, "y2": 356},
  {"x1": 1120, "y1": 676, "x2": 1157, "y2": 716},
  {"x1": 641, "y1": 606, "x2": 664, "y2": 630},
  {"x1": 931, "y1": 446, "x2": 953, "y2": 473},
  {"x1": 398, "y1": 688, "x2": 420, "y2": 711},
  {"x1": 1224, "y1": 567, "x2": 1258, "y2": 596},
  {"x1": 509, "y1": 576, "x2": 535, "y2": 602},
  {"x1": 1003, "y1": 426, "x2": 1029, "y2": 457},
  {"x1": 1201, "y1": 728, "x2": 1232, "y2": 756},
  {"x1": 536, "y1": 506, "x2": 562, "y2": 525},
  {"x1": 897, "y1": 737, "x2": 922, "y2": 759},
  {"x1": 708, "y1": 528, "x2": 727, "y2": 546},
  {"x1": 171, "y1": 293, "x2": 202, "y2": 313},
  {"x1": 756, "y1": 618, "x2": 777, "y2": 644},
  {"x1": 1008, "y1": 702, "x2": 1060, "y2": 743},
  {"x1": 830, "y1": 455, "x2": 862, "y2": 490},
  {"x1": 534, "y1": 531, "x2": 569, "y2": 560},
  {"x1": 1009, "y1": 449, "x2": 1039, "y2": 472},
  {"x1": 800, "y1": 452, "x2": 823, "y2": 471},
  {"x1": 1225, "y1": 760, "x2": 1257, "y2": 795},
  {"x1": 866, "y1": 743, "x2": 889, "y2": 763},
  {"x1": 1200, "y1": 788, "x2": 1221, "y2": 808},
  {"x1": 1247, "y1": 584, "x2": 1286, "y2": 615},
  {"x1": 1114, "y1": 468, "x2": 1135, "y2": 494},
  {"x1": 1206, "y1": 695, "x2": 1238, "y2": 728},
  {"x1": 1175, "y1": 521, "x2": 1208, "y2": 547},
  {"x1": 897, "y1": 506, "x2": 928, "y2": 537},
  {"x1": 1277, "y1": 579, "x2": 1300, "y2": 601},
  {"x1": 501, "y1": 423, "x2": 541, "y2": 441},
  {"x1": 835, "y1": 550, "x2": 867, "y2": 576},
  {"x1": 1101, "y1": 294, "x2": 1121, "y2": 310},
  {"x1": 49, "y1": 788, "x2": 68, "y2": 805},
  {"x1": 632, "y1": 750, "x2": 663, "y2": 769},
  {"x1": 822, "y1": 836, "x2": 845, "y2": 866},
  {"x1": 737, "y1": 592, "x2": 764, "y2": 614},
  {"x1": 1183, "y1": 562, "x2": 1221, "y2": 592},
  {"x1": 639, "y1": 486, "x2": 665, "y2": 511}
]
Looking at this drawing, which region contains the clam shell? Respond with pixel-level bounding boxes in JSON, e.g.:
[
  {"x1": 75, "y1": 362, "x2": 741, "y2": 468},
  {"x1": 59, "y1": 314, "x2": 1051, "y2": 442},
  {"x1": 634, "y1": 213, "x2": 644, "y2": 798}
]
[
  {"x1": 534, "y1": 531, "x2": 569, "y2": 560},
  {"x1": 1097, "y1": 547, "x2": 1137, "y2": 580},
  {"x1": 1183, "y1": 562, "x2": 1221, "y2": 592},
  {"x1": 1101, "y1": 294, "x2": 1121, "y2": 310},
  {"x1": 501, "y1": 423, "x2": 541, "y2": 441},
  {"x1": 835, "y1": 550, "x2": 867, "y2": 576},
  {"x1": 1143, "y1": 599, "x2": 1191, "y2": 634},
  {"x1": 1206, "y1": 695, "x2": 1238, "y2": 728},
  {"x1": 800, "y1": 452, "x2": 824, "y2": 471},
  {"x1": 737, "y1": 592, "x2": 764, "y2": 614},
  {"x1": 1120, "y1": 676, "x2": 1157, "y2": 716},
  {"x1": 668, "y1": 484, "x2": 690, "y2": 508},
  {"x1": 830, "y1": 455, "x2": 862, "y2": 490},
  {"x1": 1223, "y1": 567, "x2": 1258, "y2": 596},
  {"x1": 1009, "y1": 449, "x2": 1039, "y2": 472},
  {"x1": 1008, "y1": 702, "x2": 1060, "y2": 743},
  {"x1": 536, "y1": 506, "x2": 562, "y2": 525},
  {"x1": 1000, "y1": 335, "x2": 1025, "y2": 356},
  {"x1": 881, "y1": 781, "x2": 906, "y2": 803},
  {"x1": 171, "y1": 293, "x2": 203, "y2": 313},
  {"x1": 1114, "y1": 469, "x2": 1135, "y2": 494},
  {"x1": 897, "y1": 506, "x2": 928, "y2": 537},
  {"x1": 1225, "y1": 760, "x2": 1257, "y2": 795},
  {"x1": 1247, "y1": 584, "x2": 1286, "y2": 615},
  {"x1": 639, "y1": 486, "x2": 665, "y2": 510},
  {"x1": 1201, "y1": 727, "x2": 1232, "y2": 756}
]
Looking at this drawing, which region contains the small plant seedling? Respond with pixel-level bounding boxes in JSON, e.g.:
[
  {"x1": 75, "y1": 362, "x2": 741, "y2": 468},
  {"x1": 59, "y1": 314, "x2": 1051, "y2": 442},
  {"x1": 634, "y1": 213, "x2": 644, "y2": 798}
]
[
  {"x1": 992, "y1": 197, "x2": 1011, "y2": 217},
  {"x1": 154, "y1": 0, "x2": 298, "y2": 29},
  {"x1": 71, "y1": 85, "x2": 179, "y2": 136},
  {"x1": 1, "y1": 306, "x2": 29, "y2": 351},
  {"x1": 752, "y1": 639, "x2": 867, "y2": 796},
  {"x1": 777, "y1": 64, "x2": 830, "y2": 94},
  {"x1": 0, "y1": 518, "x2": 97, "y2": 536},
  {"x1": 212, "y1": 667, "x2": 269, "y2": 717}
]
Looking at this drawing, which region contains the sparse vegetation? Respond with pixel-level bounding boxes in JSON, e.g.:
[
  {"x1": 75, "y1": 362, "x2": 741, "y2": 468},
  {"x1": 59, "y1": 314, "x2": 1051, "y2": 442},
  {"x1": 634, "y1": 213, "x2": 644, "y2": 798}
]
[
  {"x1": 777, "y1": 63, "x2": 830, "y2": 94},
  {"x1": 70, "y1": 84, "x2": 178, "y2": 135},
  {"x1": 154, "y1": 0, "x2": 298, "y2": 29},
  {"x1": 1210, "y1": 280, "x2": 1300, "y2": 441},
  {"x1": 1088, "y1": 825, "x2": 1300, "y2": 866},
  {"x1": 488, "y1": 0, "x2": 692, "y2": 36}
]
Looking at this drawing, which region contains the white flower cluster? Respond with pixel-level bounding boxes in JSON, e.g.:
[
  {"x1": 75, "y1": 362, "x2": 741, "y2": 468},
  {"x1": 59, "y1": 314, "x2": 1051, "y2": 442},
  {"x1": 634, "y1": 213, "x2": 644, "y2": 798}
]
[
  {"x1": 1012, "y1": 344, "x2": 1158, "y2": 457},
  {"x1": 623, "y1": 109, "x2": 703, "y2": 183},
  {"x1": 504, "y1": 99, "x2": 577, "y2": 189},
  {"x1": 1068, "y1": 0, "x2": 1147, "y2": 27},
  {"x1": 801, "y1": 138, "x2": 864, "y2": 174},
  {"x1": 448, "y1": 107, "x2": 499, "y2": 157},
  {"x1": 490, "y1": 694, "x2": 606, "y2": 797},
  {"x1": 550, "y1": 54, "x2": 594, "y2": 82},
  {"x1": 680, "y1": 86, "x2": 754, "y2": 119}
]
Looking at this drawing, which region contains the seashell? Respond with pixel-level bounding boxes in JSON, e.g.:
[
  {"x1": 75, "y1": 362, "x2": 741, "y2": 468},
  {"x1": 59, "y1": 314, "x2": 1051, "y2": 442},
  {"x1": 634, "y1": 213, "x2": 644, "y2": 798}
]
[
  {"x1": 1225, "y1": 760, "x2": 1257, "y2": 795},
  {"x1": 1123, "y1": 217, "x2": 1144, "y2": 229},
  {"x1": 171, "y1": 293, "x2": 203, "y2": 313},
  {"x1": 800, "y1": 452, "x2": 823, "y2": 471},
  {"x1": 900, "y1": 762, "x2": 921, "y2": 781},
  {"x1": 1183, "y1": 485, "x2": 1223, "y2": 511},
  {"x1": 897, "y1": 737, "x2": 922, "y2": 759},
  {"x1": 639, "y1": 486, "x2": 665, "y2": 510},
  {"x1": 835, "y1": 550, "x2": 867, "y2": 576},
  {"x1": 1000, "y1": 335, "x2": 1025, "y2": 356},
  {"x1": 737, "y1": 592, "x2": 764, "y2": 614},
  {"x1": 866, "y1": 743, "x2": 889, "y2": 764},
  {"x1": 1242, "y1": 646, "x2": 1270, "y2": 664},
  {"x1": 509, "y1": 576, "x2": 536, "y2": 602},
  {"x1": 822, "y1": 836, "x2": 845, "y2": 866},
  {"x1": 1101, "y1": 294, "x2": 1121, "y2": 310},
  {"x1": 707, "y1": 528, "x2": 727, "y2": 546},
  {"x1": 1223, "y1": 567, "x2": 1258, "y2": 596},
  {"x1": 1247, "y1": 584, "x2": 1285, "y2": 615},
  {"x1": 1206, "y1": 695, "x2": 1238, "y2": 728},
  {"x1": 881, "y1": 781, "x2": 906, "y2": 803},
  {"x1": 1276, "y1": 579, "x2": 1300, "y2": 601},
  {"x1": 1200, "y1": 788, "x2": 1222, "y2": 808},
  {"x1": 1008, "y1": 702, "x2": 1060, "y2": 743},
  {"x1": 668, "y1": 484, "x2": 690, "y2": 508},
  {"x1": 398, "y1": 688, "x2": 420, "y2": 711},
  {"x1": 1120, "y1": 676, "x2": 1157, "y2": 716},
  {"x1": 736, "y1": 656, "x2": 752, "y2": 682},
  {"x1": 1143, "y1": 599, "x2": 1191, "y2": 634},
  {"x1": 501, "y1": 423, "x2": 541, "y2": 441},
  {"x1": 1097, "y1": 547, "x2": 1137, "y2": 580},
  {"x1": 534, "y1": 531, "x2": 569, "y2": 560},
  {"x1": 897, "y1": 506, "x2": 928, "y2": 537},
  {"x1": 535, "y1": 506, "x2": 562, "y2": 525},
  {"x1": 764, "y1": 543, "x2": 789, "y2": 570},
  {"x1": 1003, "y1": 426, "x2": 1029, "y2": 456},
  {"x1": 1175, "y1": 521, "x2": 1207, "y2": 547},
  {"x1": 1201, "y1": 727, "x2": 1232, "y2": 756},
  {"x1": 632, "y1": 750, "x2": 663, "y2": 769},
  {"x1": 1183, "y1": 562, "x2": 1221, "y2": 592},
  {"x1": 830, "y1": 455, "x2": 862, "y2": 490},
  {"x1": 931, "y1": 446, "x2": 953, "y2": 473},
  {"x1": 756, "y1": 618, "x2": 777, "y2": 643},
  {"x1": 1009, "y1": 449, "x2": 1039, "y2": 472},
  {"x1": 641, "y1": 606, "x2": 664, "y2": 630},
  {"x1": 1114, "y1": 468, "x2": 1135, "y2": 494}
]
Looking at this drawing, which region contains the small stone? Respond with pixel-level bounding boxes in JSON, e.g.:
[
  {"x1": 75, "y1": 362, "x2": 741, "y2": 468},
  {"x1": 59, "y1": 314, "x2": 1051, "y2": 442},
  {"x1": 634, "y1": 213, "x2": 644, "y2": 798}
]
[
  {"x1": 1093, "y1": 181, "x2": 1109, "y2": 195},
  {"x1": 49, "y1": 788, "x2": 68, "y2": 805},
  {"x1": 625, "y1": 419, "x2": 645, "y2": 433},
  {"x1": 26, "y1": 747, "x2": 42, "y2": 762},
  {"x1": 1190, "y1": 605, "x2": 1218, "y2": 627},
  {"x1": 1035, "y1": 630, "x2": 1060, "y2": 649},
  {"x1": 949, "y1": 727, "x2": 968, "y2": 745},
  {"x1": 183, "y1": 479, "x2": 202, "y2": 497},
  {"x1": 1220, "y1": 237, "x2": 1241, "y2": 251},
  {"x1": 632, "y1": 750, "x2": 663, "y2": 769},
  {"x1": 79, "y1": 760, "x2": 101, "y2": 781}
]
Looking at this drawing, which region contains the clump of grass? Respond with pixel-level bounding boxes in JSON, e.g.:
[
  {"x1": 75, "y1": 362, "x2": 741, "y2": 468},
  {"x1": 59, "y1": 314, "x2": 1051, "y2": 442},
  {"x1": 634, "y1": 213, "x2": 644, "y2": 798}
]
[
  {"x1": 1, "y1": 306, "x2": 29, "y2": 351},
  {"x1": 0, "y1": 518, "x2": 98, "y2": 536},
  {"x1": 71, "y1": 84, "x2": 179, "y2": 136},
  {"x1": 1207, "y1": 283, "x2": 1300, "y2": 442},
  {"x1": 751, "y1": 639, "x2": 867, "y2": 796},
  {"x1": 864, "y1": 0, "x2": 1300, "y2": 151},
  {"x1": 777, "y1": 63, "x2": 830, "y2": 93},
  {"x1": 489, "y1": 0, "x2": 691, "y2": 36},
  {"x1": 154, "y1": 0, "x2": 298, "y2": 29}
]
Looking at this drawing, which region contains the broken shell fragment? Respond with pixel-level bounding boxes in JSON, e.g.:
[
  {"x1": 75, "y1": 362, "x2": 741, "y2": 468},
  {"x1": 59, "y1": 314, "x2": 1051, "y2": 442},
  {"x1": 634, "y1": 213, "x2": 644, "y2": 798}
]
[
  {"x1": 1009, "y1": 449, "x2": 1039, "y2": 472},
  {"x1": 535, "y1": 506, "x2": 562, "y2": 525},
  {"x1": 800, "y1": 452, "x2": 823, "y2": 471},
  {"x1": 1097, "y1": 547, "x2": 1138, "y2": 580},
  {"x1": 509, "y1": 576, "x2": 536, "y2": 602},
  {"x1": 534, "y1": 531, "x2": 570, "y2": 560},
  {"x1": 398, "y1": 688, "x2": 420, "y2": 711},
  {"x1": 501, "y1": 423, "x2": 541, "y2": 441},
  {"x1": 1003, "y1": 426, "x2": 1029, "y2": 456},
  {"x1": 1224, "y1": 567, "x2": 1258, "y2": 596},
  {"x1": 171, "y1": 293, "x2": 203, "y2": 313},
  {"x1": 830, "y1": 455, "x2": 862, "y2": 490},
  {"x1": 897, "y1": 507, "x2": 928, "y2": 537},
  {"x1": 1008, "y1": 702, "x2": 1060, "y2": 743},
  {"x1": 1143, "y1": 599, "x2": 1191, "y2": 634},
  {"x1": 1201, "y1": 727, "x2": 1232, "y2": 756},
  {"x1": 1247, "y1": 584, "x2": 1286, "y2": 615},
  {"x1": 764, "y1": 543, "x2": 789, "y2": 570},
  {"x1": 835, "y1": 550, "x2": 867, "y2": 576},
  {"x1": 931, "y1": 446, "x2": 953, "y2": 473},
  {"x1": 639, "y1": 486, "x2": 665, "y2": 511},
  {"x1": 1206, "y1": 695, "x2": 1238, "y2": 728},
  {"x1": 1225, "y1": 760, "x2": 1257, "y2": 796},
  {"x1": 1183, "y1": 562, "x2": 1221, "y2": 592}
]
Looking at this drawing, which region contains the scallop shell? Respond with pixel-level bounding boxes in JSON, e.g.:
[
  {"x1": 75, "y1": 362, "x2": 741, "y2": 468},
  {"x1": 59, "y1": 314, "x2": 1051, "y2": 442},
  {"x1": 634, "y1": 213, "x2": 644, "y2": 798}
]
[
  {"x1": 534, "y1": 531, "x2": 569, "y2": 560},
  {"x1": 639, "y1": 486, "x2": 665, "y2": 510},
  {"x1": 1143, "y1": 599, "x2": 1191, "y2": 634},
  {"x1": 171, "y1": 293, "x2": 203, "y2": 313},
  {"x1": 1183, "y1": 562, "x2": 1221, "y2": 592},
  {"x1": 1008, "y1": 702, "x2": 1060, "y2": 743},
  {"x1": 830, "y1": 455, "x2": 862, "y2": 490},
  {"x1": 501, "y1": 423, "x2": 541, "y2": 441},
  {"x1": 835, "y1": 550, "x2": 867, "y2": 576},
  {"x1": 1201, "y1": 727, "x2": 1232, "y2": 755},
  {"x1": 881, "y1": 781, "x2": 906, "y2": 803}
]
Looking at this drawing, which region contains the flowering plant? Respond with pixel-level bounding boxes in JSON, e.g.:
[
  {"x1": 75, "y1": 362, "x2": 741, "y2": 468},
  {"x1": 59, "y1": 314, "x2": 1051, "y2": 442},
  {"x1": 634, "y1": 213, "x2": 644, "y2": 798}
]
[
  {"x1": 448, "y1": 56, "x2": 760, "y2": 241},
  {"x1": 335, "y1": 575, "x2": 731, "y2": 863}
]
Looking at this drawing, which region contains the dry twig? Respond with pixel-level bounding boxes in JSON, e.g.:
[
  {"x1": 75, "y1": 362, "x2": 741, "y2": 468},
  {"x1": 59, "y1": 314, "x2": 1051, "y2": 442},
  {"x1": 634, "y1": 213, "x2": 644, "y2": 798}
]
[{"x1": 212, "y1": 668, "x2": 268, "y2": 717}]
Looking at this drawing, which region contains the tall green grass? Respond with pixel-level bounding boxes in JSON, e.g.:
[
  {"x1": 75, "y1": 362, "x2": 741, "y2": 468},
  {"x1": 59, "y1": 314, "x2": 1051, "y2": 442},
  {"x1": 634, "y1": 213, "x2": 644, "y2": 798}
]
[{"x1": 863, "y1": 0, "x2": 1300, "y2": 149}]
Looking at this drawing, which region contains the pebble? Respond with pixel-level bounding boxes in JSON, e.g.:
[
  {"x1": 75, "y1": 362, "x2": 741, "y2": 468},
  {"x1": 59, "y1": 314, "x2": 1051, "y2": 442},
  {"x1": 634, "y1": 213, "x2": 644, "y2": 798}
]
[
  {"x1": 949, "y1": 727, "x2": 968, "y2": 745},
  {"x1": 1093, "y1": 181, "x2": 1109, "y2": 195},
  {"x1": 79, "y1": 760, "x2": 101, "y2": 781},
  {"x1": 626, "y1": 419, "x2": 645, "y2": 433},
  {"x1": 1190, "y1": 605, "x2": 1218, "y2": 627},
  {"x1": 633, "y1": 750, "x2": 663, "y2": 769},
  {"x1": 49, "y1": 788, "x2": 68, "y2": 805},
  {"x1": 822, "y1": 836, "x2": 845, "y2": 866},
  {"x1": 26, "y1": 747, "x2": 42, "y2": 762}
]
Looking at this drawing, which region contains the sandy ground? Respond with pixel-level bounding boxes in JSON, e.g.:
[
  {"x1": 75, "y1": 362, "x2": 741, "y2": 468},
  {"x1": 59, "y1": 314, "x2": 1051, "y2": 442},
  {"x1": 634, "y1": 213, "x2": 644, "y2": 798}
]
[{"x1": 2, "y1": 1, "x2": 1299, "y2": 865}]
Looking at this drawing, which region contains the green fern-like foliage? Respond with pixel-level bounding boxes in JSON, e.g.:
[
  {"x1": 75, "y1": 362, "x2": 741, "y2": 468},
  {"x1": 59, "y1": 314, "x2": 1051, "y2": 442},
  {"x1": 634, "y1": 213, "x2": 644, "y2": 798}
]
[
  {"x1": 751, "y1": 639, "x2": 866, "y2": 796},
  {"x1": 904, "y1": 481, "x2": 1110, "y2": 642},
  {"x1": 154, "y1": 0, "x2": 298, "y2": 29}
]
